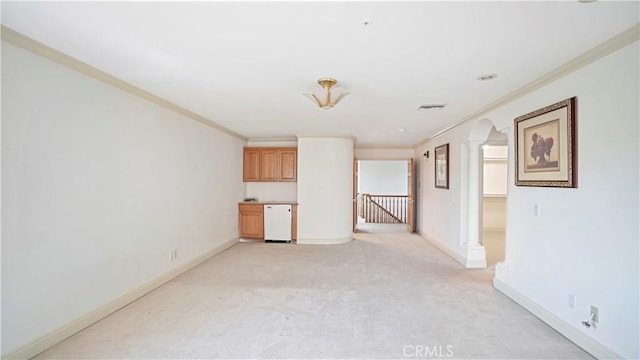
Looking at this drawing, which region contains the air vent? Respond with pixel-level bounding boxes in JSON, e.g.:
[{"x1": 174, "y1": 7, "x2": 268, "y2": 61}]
[{"x1": 417, "y1": 104, "x2": 447, "y2": 111}]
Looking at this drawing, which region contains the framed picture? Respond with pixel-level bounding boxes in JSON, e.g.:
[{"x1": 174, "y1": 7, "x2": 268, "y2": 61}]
[
  {"x1": 434, "y1": 143, "x2": 449, "y2": 189},
  {"x1": 515, "y1": 97, "x2": 577, "y2": 188}
]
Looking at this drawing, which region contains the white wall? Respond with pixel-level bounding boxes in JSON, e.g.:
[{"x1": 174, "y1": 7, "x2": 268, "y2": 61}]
[
  {"x1": 297, "y1": 137, "x2": 353, "y2": 244},
  {"x1": 355, "y1": 147, "x2": 413, "y2": 160},
  {"x1": 415, "y1": 127, "x2": 468, "y2": 254},
  {"x1": 245, "y1": 140, "x2": 298, "y2": 202},
  {"x1": 1, "y1": 41, "x2": 245, "y2": 355},
  {"x1": 358, "y1": 160, "x2": 407, "y2": 195},
  {"x1": 415, "y1": 41, "x2": 639, "y2": 358}
]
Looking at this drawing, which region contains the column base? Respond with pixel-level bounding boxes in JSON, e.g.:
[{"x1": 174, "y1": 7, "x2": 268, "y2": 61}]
[{"x1": 465, "y1": 245, "x2": 487, "y2": 268}]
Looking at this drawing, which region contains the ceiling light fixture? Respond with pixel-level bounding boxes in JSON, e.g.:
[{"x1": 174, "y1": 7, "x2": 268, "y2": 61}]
[{"x1": 303, "y1": 78, "x2": 350, "y2": 109}]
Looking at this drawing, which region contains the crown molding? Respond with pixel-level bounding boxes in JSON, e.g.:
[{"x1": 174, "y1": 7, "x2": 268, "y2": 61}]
[
  {"x1": 248, "y1": 137, "x2": 298, "y2": 143},
  {"x1": 296, "y1": 135, "x2": 356, "y2": 141},
  {"x1": 1, "y1": 25, "x2": 248, "y2": 141},
  {"x1": 355, "y1": 145, "x2": 414, "y2": 150},
  {"x1": 414, "y1": 23, "x2": 640, "y2": 148}
]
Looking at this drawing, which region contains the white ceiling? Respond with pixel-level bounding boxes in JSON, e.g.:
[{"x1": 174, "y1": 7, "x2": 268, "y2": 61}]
[{"x1": 2, "y1": 1, "x2": 638, "y2": 147}]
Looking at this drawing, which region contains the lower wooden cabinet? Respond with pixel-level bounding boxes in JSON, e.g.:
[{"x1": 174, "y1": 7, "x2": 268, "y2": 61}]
[
  {"x1": 291, "y1": 205, "x2": 297, "y2": 240},
  {"x1": 238, "y1": 203, "x2": 297, "y2": 241},
  {"x1": 238, "y1": 204, "x2": 264, "y2": 239}
]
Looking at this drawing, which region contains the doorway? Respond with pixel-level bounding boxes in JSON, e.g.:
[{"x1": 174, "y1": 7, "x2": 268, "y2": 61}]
[
  {"x1": 482, "y1": 145, "x2": 507, "y2": 267},
  {"x1": 354, "y1": 159, "x2": 415, "y2": 233}
]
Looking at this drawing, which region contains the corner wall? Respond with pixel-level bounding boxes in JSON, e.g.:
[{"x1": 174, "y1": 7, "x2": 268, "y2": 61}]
[
  {"x1": 414, "y1": 41, "x2": 639, "y2": 358},
  {"x1": 1, "y1": 40, "x2": 245, "y2": 356}
]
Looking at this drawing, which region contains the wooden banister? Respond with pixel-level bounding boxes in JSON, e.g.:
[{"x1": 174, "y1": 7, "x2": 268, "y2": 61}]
[{"x1": 361, "y1": 194, "x2": 408, "y2": 224}]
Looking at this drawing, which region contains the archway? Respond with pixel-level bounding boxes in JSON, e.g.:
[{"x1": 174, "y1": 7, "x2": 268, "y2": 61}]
[
  {"x1": 482, "y1": 132, "x2": 508, "y2": 267},
  {"x1": 461, "y1": 119, "x2": 508, "y2": 268}
]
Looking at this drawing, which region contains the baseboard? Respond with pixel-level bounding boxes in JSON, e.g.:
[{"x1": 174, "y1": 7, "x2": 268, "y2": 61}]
[
  {"x1": 3, "y1": 238, "x2": 239, "y2": 360},
  {"x1": 493, "y1": 278, "x2": 624, "y2": 360},
  {"x1": 418, "y1": 231, "x2": 466, "y2": 266}
]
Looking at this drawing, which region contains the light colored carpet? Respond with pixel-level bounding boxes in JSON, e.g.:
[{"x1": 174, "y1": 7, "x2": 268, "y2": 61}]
[{"x1": 35, "y1": 225, "x2": 592, "y2": 359}]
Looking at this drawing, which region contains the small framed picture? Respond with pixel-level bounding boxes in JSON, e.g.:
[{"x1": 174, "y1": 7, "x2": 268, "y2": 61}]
[
  {"x1": 434, "y1": 143, "x2": 449, "y2": 189},
  {"x1": 515, "y1": 97, "x2": 577, "y2": 188}
]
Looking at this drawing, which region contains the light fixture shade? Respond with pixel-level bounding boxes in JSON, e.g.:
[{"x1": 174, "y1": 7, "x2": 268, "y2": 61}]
[{"x1": 303, "y1": 78, "x2": 349, "y2": 109}]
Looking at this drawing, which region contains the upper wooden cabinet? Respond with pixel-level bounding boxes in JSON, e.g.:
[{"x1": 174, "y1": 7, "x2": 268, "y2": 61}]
[
  {"x1": 260, "y1": 149, "x2": 279, "y2": 182},
  {"x1": 243, "y1": 147, "x2": 297, "y2": 182},
  {"x1": 243, "y1": 149, "x2": 260, "y2": 182},
  {"x1": 278, "y1": 149, "x2": 297, "y2": 182}
]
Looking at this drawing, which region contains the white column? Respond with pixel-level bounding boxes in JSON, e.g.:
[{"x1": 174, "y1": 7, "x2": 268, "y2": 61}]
[{"x1": 465, "y1": 140, "x2": 487, "y2": 268}]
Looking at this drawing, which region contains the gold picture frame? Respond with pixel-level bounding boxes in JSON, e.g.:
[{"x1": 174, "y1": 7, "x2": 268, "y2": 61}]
[
  {"x1": 434, "y1": 143, "x2": 449, "y2": 189},
  {"x1": 515, "y1": 97, "x2": 577, "y2": 188}
]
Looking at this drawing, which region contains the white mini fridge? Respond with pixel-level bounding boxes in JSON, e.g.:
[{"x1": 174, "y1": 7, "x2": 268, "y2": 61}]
[{"x1": 263, "y1": 204, "x2": 292, "y2": 241}]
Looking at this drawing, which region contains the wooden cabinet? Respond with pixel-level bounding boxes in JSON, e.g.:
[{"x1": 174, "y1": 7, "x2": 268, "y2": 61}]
[
  {"x1": 238, "y1": 204, "x2": 264, "y2": 239},
  {"x1": 260, "y1": 149, "x2": 279, "y2": 181},
  {"x1": 291, "y1": 204, "x2": 297, "y2": 240},
  {"x1": 278, "y1": 149, "x2": 297, "y2": 182},
  {"x1": 243, "y1": 147, "x2": 297, "y2": 182},
  {"x1": 243, "y1": 149, "x2": 260, "y2": 182},
  {"x1": 238, "y1": 203, "x2": 297, "y2": 241}
]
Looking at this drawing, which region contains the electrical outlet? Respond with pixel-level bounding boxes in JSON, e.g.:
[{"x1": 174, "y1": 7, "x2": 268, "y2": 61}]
[
  {"x1": 590, "y1": 305, "x2": 599, "y2": 324},
  {"x1": 534, "y1": 204, "x2": 541, "y2": 216},
  {"x1": 569, "y1": 294, "x2": 576, "y2": 309},
  {"x1": 169, "y1": 250, "x2": 178, "y2": 261}
]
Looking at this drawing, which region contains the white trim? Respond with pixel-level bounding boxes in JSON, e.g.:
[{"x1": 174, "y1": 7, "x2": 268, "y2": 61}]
[
  {"x1": 465, "y1": 258, "x2": 487, "y2": 268},
  {"x1": 297, "y1": 236, "x2": 353, "y2": 245},
  {"x1": 464, "y1": 245, "x2": 487, "y2": 269},
  {"x1": 483, "y1": 194, "x2": 507, "y2": 199},
  {"x1": 296, "y1": 135, "x2": 357, "y2": 142},
  {"x1": 248, "y1": 137, "x2": 298, "y2": 143},
  {"x1": 355, "y1": 145, "x2": 414, "y2": 150},
  {"x1": 2, "y1": 238, "x2": 239, "y2": 360},
  {"x1": 0, "y1": 26, "x2": 248, "y2": 141},
  {"x1": 493, "y1": 278, "x2": 624, "y2": 360},
  {"x1": 419, "y1": 232, "x2": 466, "y2": 266},
  {"x1": 483, "y1": 157, "x2": 508, "y2": 163}
]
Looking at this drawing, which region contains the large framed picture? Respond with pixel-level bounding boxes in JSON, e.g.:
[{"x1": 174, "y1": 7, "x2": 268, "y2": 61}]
[
  {"x1": 515, "y1": 97, "x2": 577, "y2": 188},
  {"x1": 434, "y1": 143, "x2": 449, "y2": 189}
]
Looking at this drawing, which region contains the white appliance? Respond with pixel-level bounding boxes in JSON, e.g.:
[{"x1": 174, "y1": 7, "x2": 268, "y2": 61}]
[{"x1": 264, "y1": 204, "x2": 292, "y2": 241}]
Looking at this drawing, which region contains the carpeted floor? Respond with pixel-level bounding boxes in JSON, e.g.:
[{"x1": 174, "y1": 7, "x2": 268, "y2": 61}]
[{"x1": 35, "y1": 225, "x2": 592, "y2": 359}]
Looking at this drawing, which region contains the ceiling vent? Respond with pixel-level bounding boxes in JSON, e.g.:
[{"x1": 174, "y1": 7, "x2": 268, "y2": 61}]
[{"x1": 417, "y1": 104, "x2": 447, "y2": 111}]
